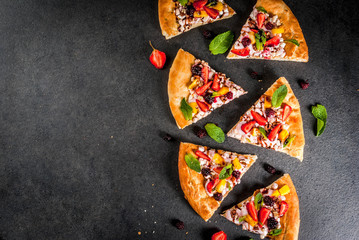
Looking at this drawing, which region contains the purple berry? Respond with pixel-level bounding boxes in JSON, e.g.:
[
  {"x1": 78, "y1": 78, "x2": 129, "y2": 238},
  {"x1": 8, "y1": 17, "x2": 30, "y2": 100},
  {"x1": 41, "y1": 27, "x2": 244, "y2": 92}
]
[{"x1": 299, "y1": 80, "x2": 309, "y2": 90}]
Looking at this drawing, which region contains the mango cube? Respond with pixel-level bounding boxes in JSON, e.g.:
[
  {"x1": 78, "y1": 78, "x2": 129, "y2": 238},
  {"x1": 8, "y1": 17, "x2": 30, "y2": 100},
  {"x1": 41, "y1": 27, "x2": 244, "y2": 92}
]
[
  {"x1": 245, "y1": 214, "x2": 257, "y2": 227},
  {"x1": 213, "y1": 153, "x2": 224, "y2": 165},
  {"x1": 216, "y1": 179, "x2": 227, "y2": 193},
  {"x1": 272, "y1": 190, "x2": 280, "y2": 197},
  {"x1": 189, "y1": 102, "x2": 198, "y2": 114},
  {"x1": 272, "y1": 28, "x2": 284, "y2": 34},
  {"x1": 264, "y1": 97, "x2": 272, "y2": 108},
  {"x1": 278, "y1": 129, "x2": 289, "y2": 142},
  {"x1": 194, "y1": 10, "x2": 208, "y2": 18},
  {"x1": 251, "y1": 127, "x2": 259, "y2": 137},
  {"x1": 279, "y1": 185, "x2": 290, "y2": 196},
  {"x1": 232, "y1": 158, "x2": 242, "y2": 170},
  {"x1": 211, "y1": 2, "x2": 224, "y2": 11},
  {"x1": 248, "y1": 32, "x2": 256, "y2": 44},
  {"x1": 188, "y1": 78, "x2": 199, "y2": 90},
  {"x1": 217, "y1": 87, "x2": 229, "y2": 96}
]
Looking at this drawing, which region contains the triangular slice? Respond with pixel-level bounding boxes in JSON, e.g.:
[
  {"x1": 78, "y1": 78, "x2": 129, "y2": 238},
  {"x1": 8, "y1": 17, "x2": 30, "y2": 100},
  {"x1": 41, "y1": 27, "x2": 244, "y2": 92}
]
[
  {"x1": 169, "y1": 49, "x2": 247, "y2": 129},
  {"x1": 178, "y1": 142, "x2": 257, "y2": 221},
  {"x1": 227, "y1": 0, "x2": 308, "y2": 62},
  {"x1": 159, "y1": 0, "x2": 236, "y2": 39},
  {"x1": 222, "y1": 174, "x2": 300, "y2": 240},
  {"x1": 227, "y1": 77, "x2": 305, "y2": 160}
]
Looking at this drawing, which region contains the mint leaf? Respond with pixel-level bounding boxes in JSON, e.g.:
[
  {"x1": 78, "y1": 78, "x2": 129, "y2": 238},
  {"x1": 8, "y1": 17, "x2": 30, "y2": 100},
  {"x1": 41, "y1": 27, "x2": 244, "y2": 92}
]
[
  {"x1": 312, "y1": 104, "x2": 327, "y2": 136},
  {"x1": 255, "y1": 30, "x2": 266, "y2": 51},
  {"x1": 283, "y1": 135, "x2": 296, "y2": 148},
  {"x1": 259, "y1": 127, "x2": 267, "y2": 139},
  {"x1": 254, "y1": 193, "x2": 263, "y2": 210},
  {"x1": 185, "y1": 154, "x2": 201, "y2": 172},
  {"x1": 269, "y1": 229, "x2": 282, "y2": 236},
  {"x1": 209, "y1": 31, "x2": 234, "y2": 55},
  {"x1": 256, "y1": 6, "x2": 267, "y2": 13},
  {"x1": 238, "y1": 215, "x2": 246, "y2": 222},
  {"x1": 271, "y1": 85, "x2": 288, "y2": 108},
  {"x1": 219, "y1": 164, "x2": 233, "y2": 179},
  {"x1": 205, "y1": 123, "x2": 225, "y2": 143},
  {"x1": 180, "y1": 98, "x2": 193, "y2": 121},
  {"x1": 285, "y1": 39, "x2": 300, "y2": 46},
  {"x1": 178, "y1": 0, "x2": 188, "y2": 6}
]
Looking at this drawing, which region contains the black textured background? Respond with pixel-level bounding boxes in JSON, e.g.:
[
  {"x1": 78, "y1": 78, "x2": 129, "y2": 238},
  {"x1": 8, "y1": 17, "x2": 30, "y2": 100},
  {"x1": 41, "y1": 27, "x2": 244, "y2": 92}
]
[{"x1": 0, "y1": 0, "x2": 358, "y2": 239}]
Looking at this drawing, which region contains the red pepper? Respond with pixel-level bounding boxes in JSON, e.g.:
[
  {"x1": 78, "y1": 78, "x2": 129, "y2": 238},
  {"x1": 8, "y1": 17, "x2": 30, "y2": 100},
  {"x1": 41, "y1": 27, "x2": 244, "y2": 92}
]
[
  {"x1": 267, "y1": 124, "x2": 282, "y2": 141},
  {"x1": 241, "y1": 120, "x2": 256, "y2": 134},
  {"x1": 282, "y1": 104, "x2": 292, "y2": 121},
  {"x1": 196, "y1": 99, "x2": 210, "y2": 112},
  {"x1": 195, "y1": 150, "x2": 211, "y2": 161},
  {"x1": 251, "y1": 110, "x2": 267, "y2": 126},
  {"x1": 212, "y1": 74, "x2": 220, "y2": 91},
  {"x1": 195, "y1": 81, "x2": 212, "y2": 96}
]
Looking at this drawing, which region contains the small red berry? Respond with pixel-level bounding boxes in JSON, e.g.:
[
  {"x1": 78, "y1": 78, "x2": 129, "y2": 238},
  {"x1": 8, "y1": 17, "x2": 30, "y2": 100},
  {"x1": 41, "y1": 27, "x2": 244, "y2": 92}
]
[{"x1": 299, "y1": 79, "x2": 309, "y2": 89}]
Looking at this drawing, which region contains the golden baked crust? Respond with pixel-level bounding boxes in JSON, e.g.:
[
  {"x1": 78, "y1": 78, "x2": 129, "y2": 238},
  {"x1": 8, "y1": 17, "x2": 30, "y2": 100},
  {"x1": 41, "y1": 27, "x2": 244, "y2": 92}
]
[
  {"x1": 178, "y1": 142, "x2": 257, "y2": 221},
  {"x1": 221, "y1": 174, "x2": 300, "y2": 240},
  {"x1": 228, "y1": 77, "x2": 305, "y2": 161},
  {"x1": 227, "y1": 0, "x2": 308, "y2": 62},
  {"x1": 158, "y1": 0, "x2": 236, "y2": 39}
]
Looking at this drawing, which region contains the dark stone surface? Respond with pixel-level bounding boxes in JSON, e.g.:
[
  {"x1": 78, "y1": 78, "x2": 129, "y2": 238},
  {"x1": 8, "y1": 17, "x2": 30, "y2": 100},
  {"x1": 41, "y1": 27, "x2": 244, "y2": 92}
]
[{"x1": 0, "y1": 0, "x2": 358, "y2": 239}]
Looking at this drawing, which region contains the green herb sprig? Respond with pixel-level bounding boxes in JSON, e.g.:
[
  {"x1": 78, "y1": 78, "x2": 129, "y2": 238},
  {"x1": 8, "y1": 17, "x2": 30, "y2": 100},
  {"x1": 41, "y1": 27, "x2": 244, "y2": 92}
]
[{"x1": 209, "y1": 31, "x2": 234, "y2": 55}]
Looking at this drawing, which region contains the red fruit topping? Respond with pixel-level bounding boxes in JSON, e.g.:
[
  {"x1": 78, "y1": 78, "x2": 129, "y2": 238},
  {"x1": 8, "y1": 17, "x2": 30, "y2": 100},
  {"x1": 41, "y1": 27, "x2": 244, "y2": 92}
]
[
  {"x1": 257, "y1": 13, "x2": 266, "y2": 28},
  {"x1": 282, "y1": 104, "x2": 292, "y2": 121},
  {"x1": 258, "y1": 207, "x2": 271, "y2": 226},
  {"x1": 251, "y1": 111, "x2": 267, "y2": 126},
  {"x1": 196, "y1": 99, "x2": 210, "y2": 112},
  {"x1": 204, "y1": 6, "x2": 219, "y2": 19},
  {"x1": 224, "y1": 91, "x2": 233, "y2": 100},
  {"x1": 214, "y1": 167, "x2": 223, "y2": 174},
  {"x1": 231, "y1": 47, "x2": 250, "y2": 56},
  {"x1": 212, "y1": 74, "x2": 220, "y2": 91},
  {"x1": 201, "y1": 66, "x2": 209, "y2": 84},
  {"x1": 193, "y1": 0, "x2": 208, "y2": 10},
  {"x1": 267, "y1": 124, "x2": 282, "y2": 141},
  {"x1": 195, "y1": 81, "x2": 212, "y2": 96},
  {"x1": 250, "y1": 28, "x2": 259, "y2": 33},
  {"x1": 246, "y1": 201, "x2": 258, "y2": 222},
  {"x1": 241, "y1": 37, "x2": 251, "y2": 47},
  {"x1": 265, "y1": 22, "x2": 274, "y2": 30},
  {"x1": 149, "y1": 41, "x2": 166, "y2": 69},
  {"x1": 211, "y1": 231, "x2": 227, "y2": 240},
  {"x1": 299, "y1": 79, "x2": 309, "y2": 89},
  {"x1": 279, "y1": 201, "x2": 289, "y2": 216},
  {"x1": 207, "y1": 177, "x2": 220, "y2": 193},
  {"x1": 265, "y1": 35, "x2": 280, "y2": 47},
  {"x1": 195, "y1": 150, "x2": 211, "y2": 160},
  {"x1": 241, "y1": 120, "x2": 256, "y2": 134}
]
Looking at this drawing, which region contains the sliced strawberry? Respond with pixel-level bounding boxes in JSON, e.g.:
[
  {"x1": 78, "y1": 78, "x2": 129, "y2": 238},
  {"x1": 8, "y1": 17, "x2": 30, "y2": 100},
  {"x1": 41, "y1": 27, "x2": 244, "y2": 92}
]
[
  {"x1": 214, "y1": 167, "x2": 223, "y2": 174},
  {"x1": 195, "y1": 81, "x2": 212, "y2": 96},
  {"x1": 282, "y1": 104, "x2": 292, "y2": 121},
  {"x1": 231, "y1": 47, "x2": 250, "y2": 56},
  {"x1": 211, "y1": 231, "x2": 227, "y2": 240},
  {"x1": 265, "y1": 35, "x2": 280, "y2": 47},
  {"x1": 241, "y1": 120, "x2": 256, "y2": 134},
  {"x1": 196, "y1": 99, "x2": 210, "y2": 112},
  {"x1": 279, "y1": 201, "x2": 289, "y2": 216},
  {"x1": 201, "y1": 66, "x2": 209, "y2": 84},
  {"x1": 195, "y1": 150, "x2": 211, "y2": 161},
  {"x1": 267, "y1": 124, "x2": 282, "y2": 141},
  {"x1": 207, "y1": 177, "x2": 220, "y2": 193},
  {"x1": 257, "y1": 13, "x2": 266, "y2": 28},
  {"x1": 149, "y1": 41, "x2": 166, "y2": 69},
  {"x1": 193, "y1": 0, "x2": 208, "y2": 10},
  {"x1": 251, "y1": 111, "x2": 267, "y2": 126},
  {"x1": 246, "y1": 201, "x2": 258, "y2": 222},
  {"x1": 203, "y1": 6, "x2": 219, "y2": 19},
  {"x1": 250, "y1": 28, "x2": 259, "y2": 33},
  {"x1": 258, "y1": 207, "x2": 271, "y2": 226},
  {"x1": 212, "y1": 74, "x2": 220, "y2": 91}
]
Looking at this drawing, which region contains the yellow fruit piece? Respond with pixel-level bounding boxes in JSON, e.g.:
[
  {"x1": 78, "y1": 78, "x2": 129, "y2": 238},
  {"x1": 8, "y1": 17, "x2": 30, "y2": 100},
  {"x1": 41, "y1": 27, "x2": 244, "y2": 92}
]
[
  {"x1": 189, "y1": 102, "x2": 198, "y2": 114},
  {"x1": 217, "y1": 87, "x2": 229, "y2": 96},
  {"x1": 194, "y1": 10, "x2": 208, "y2": 18},
  {"x1": 210, "y1": 2, "x2": 224, "y2": 12},
  {"x1": 272, "y1": 190, "x2": 280, "y2": 197},
  {"x1": 245, "y1": 215, "x2": 257, "y2": 227},
  {"x1": 188, "y1": 78, "x2": 199, "y2": 90},
  {"x1": 264, "y1": 97, "x2": 272, "y2": 108},
  {"x1": 213, "y1": 153, "x2": 224, "y2": 165},
  {"x1": 278, "y1": 129, "x2": 289, "y2": 142},
  {"x1": 232, "y1": 158, "x2": 242, "y2": 170},
  {"x1": 216, "y1": 179, "x2": 227, "y2": 193},
  {"x1": 272, "y1": 28, "x2": 284, "y2": 34},
  {"x1": 251, "y1": 127, "x2": 259, "y2": 137},
  {"x1": 279, "y1": 185, "x2": 290, "y2": 196},
  {"x1": 248, "y1": 32, "x2": 256, "y2": 44}
]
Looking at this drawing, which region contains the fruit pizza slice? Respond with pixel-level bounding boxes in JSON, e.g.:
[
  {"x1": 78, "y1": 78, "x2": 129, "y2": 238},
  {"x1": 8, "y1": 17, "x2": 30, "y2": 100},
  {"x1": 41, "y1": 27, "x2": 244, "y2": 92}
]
[
  {"x1": 227, "y1": 0, "x2": 308, "y2": 62},
  {"x1": 222, "y1": 174, "x2": 300, "y2": 240},
  {"x1": 169, "y1": 49, "x2": 246, "y2": 129},
  {"x1": 159, "y1": 0, "x2": 236, "y2": 39},
  {"x1": 178, "y1": 142, "x2": 257, "y2": 221},
  {"x1": 227, "y1": 77, "x2": 305, "y2": 161}
]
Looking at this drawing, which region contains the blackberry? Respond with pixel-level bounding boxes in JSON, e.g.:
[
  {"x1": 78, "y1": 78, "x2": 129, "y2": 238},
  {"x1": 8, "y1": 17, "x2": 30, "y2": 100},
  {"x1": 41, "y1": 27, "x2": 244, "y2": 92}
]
[
  {"x1": 162, "y1": 134, "x2": 173, "y2": 141},
  {"x1": 299, "y1": 79, "x2": 309, "y2": 90},
  {"x1": 201, "y1": 168, "x2": 211, "y2": 177},
  {"x1": 265, "y1": 108, "x2": 275, "y2": 118},
  {"x1": 191, "y1": 64, "x2": 202, "y2": 76},
  {"x1": 174, "y1": 220, "x2": 185, "y2": 230},
  {"x1": 196, "y1": 128, "x2": 207, "y2": 138},
  {"x1": 202, "y1": 30, "x2": 215, "y2": 39},
  {"x1": 241, "y1": 37, "x2": 251, "y2": 47},
  {"x1": 232, "y1": 170, "x2": 241, "y2": 179},
  {"x1": 213, "y1": 193, "x2": 223, "y2": 201},
  {"x1": 267, "y1": 217, "x2": 278, "y2": 230},
  {"x1": 265, "y1": 22, "x2": 274, "y2": 30},
  {"x1": 224, "y1": 91, "x2": 233, "y2": 100},
  {"x1": 264, "y1": 163, "x2": 277, "y2": 174},
  {"x1": 263, "y1": 196, "x2": 274, "y2": 206},
  {"x1": 186, "y1": 5, "x2": 195, "y2": 18},
  {"x1": 204, "y1": 94, "x2": 214, "y2": 104}
]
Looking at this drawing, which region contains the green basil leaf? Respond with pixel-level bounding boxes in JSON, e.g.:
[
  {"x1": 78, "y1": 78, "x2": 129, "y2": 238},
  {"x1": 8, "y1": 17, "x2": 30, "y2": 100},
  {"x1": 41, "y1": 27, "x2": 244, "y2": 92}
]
[
  {"x1": 254, "y1": 193, "x2": 263, "y2": 210},
  {"x1": 271, "y1": 85, "x2": 288, "y2": 108},
  {"x1": 205, "y1": 123, "x2": 226, "y2": 143},
  {"x1": 256, "y1": 6, "x2": 267, "y2": 13},
  {"x1": 311, "y1": 104, "x2": 327, "y2": 137},
  {"x1": 212, "y1": 92, "x2": 220, "y2": 97},
  {"x1": 180, "y1": 98, "x2": 193, "y2": 121},
  {"x1": 285, "y1": 39, "x2": 300, "y2": 46},
  {"x1": 209, "y1": 31, "x2": 234, "y2": 55},
  {"x1": 283, "y1": 135, "x2": 296, "y2": 148},
  {"x1": 178, "y1": 0, "x2": 188, "y2": 6},
  {"x1": 269, "y1": 229, "x2": 282, "y2": 236},
  {"x1": 219, "y1": 164, "x2": 233, "y2": 179},
  {"x1": 238, "y1": 215, "x2": 246, "y2": 222},
  {"x1": 259, "y1": 127, "x2": 267, "y2": 139},
  {"x1": 184, "y1": 154, "x2": 201, "y2": 173}
]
